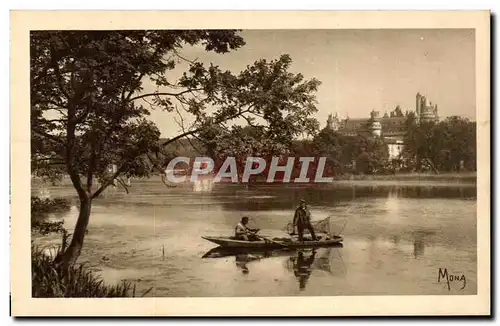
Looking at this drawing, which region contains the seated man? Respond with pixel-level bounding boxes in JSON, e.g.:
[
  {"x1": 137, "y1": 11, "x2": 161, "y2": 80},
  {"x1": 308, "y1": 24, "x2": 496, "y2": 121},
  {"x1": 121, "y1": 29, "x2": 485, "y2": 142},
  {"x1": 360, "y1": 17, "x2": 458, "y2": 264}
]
[{"x1": 235, "y1": 216, "x2": 260, "y2": 241}]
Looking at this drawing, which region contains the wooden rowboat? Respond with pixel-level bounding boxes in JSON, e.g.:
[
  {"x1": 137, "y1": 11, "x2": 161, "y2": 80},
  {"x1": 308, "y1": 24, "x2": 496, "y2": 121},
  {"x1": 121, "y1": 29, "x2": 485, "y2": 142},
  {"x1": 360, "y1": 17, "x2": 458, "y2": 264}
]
[{"x1": 201, "y1": 235, "x2": 343, "y2": 249}]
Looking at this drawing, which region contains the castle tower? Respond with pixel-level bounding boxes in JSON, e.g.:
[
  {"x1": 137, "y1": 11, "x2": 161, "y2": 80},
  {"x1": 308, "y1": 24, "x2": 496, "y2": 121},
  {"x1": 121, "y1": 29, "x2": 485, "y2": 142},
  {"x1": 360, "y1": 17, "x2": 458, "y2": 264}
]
[
  {"x1": 416, "y1": 92, "x2": 440, "y2": 123},
  {"x1": 420, "y1": 98, "x2": 439, "y2": 123},
  {"x1": 326, "y1": 113, "x2": 339, "y2": 131},
  {"x1": 368, "y1": 110, "x2": 382, "y2": 137},
  {"x1": 326, "y1": 113, "x2": 334, "y2": 129}
]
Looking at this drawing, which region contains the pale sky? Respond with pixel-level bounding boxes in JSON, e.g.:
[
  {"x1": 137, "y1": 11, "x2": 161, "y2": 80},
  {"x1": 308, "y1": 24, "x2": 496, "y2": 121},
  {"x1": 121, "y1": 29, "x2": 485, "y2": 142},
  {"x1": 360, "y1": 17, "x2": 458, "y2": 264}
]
[{"x1": 140, "y1": 29, "x2": 476, "y2": 138}]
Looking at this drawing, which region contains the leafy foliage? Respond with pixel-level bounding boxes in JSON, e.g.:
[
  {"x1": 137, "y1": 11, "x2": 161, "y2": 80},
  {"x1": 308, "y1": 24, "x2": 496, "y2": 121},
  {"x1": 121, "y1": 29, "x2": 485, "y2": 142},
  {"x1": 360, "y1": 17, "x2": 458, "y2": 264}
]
[
  {"x1": 31, "y1": 196, "x2": 71, "y2": 235},
  {"x1": 32, "y1": 219, "x2": 66, "y2": 236},
  {"x1": 31, "y1": 196, "x2": 71, "y2": 216},
  {"x1": 311, "y1": 128, "x2": 389, "y2": 175},
  {"x1": 193, "y1": 55, "x2": 322, "y2": 177},
  {"x1": 32, "y1": 31, "x2": 320, "y2": 193},
  {"x1": 31, "y1": 30, "x2": 245, "y2": 197},
  {"x1": 402, "y1": 115, "x2": 476, "y2": 172},
  {"x1": 31, "y1": 30, "x2": 322, "y2": 264}
]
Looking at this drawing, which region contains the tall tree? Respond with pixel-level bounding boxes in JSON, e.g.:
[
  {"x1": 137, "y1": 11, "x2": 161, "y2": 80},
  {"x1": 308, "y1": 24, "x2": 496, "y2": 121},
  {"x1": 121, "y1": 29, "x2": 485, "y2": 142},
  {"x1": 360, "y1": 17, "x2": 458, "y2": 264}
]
[
  {"x1": 402, "y1": 113, "x2": 476, "y2": 172},
  {"x1": 312, "y1": 127, "x2": 343, "y2": 175},
  {"x1": 311, "y1": 127, "x2": 389, "y2": 175},
  {"x1": 31, "y1": 31, "x2": 321, "y2": 266}
]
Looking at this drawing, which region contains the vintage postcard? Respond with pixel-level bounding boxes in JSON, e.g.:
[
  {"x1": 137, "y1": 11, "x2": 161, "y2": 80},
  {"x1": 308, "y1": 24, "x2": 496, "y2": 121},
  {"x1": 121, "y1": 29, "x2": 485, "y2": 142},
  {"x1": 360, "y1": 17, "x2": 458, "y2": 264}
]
[{"x1": 10, "y1": 10, "x2": 490, "y2": 316}]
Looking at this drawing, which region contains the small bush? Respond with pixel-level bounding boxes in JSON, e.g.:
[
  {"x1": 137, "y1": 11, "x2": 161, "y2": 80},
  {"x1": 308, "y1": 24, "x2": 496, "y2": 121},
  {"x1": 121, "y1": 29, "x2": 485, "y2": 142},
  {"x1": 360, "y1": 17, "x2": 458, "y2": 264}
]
[
  {"x1": 31, "y1": 244, "x2": 151, "y2": 298},
  {"x1": 31, "y1": 220, "x2": 66, "y2": 236},
  {"x1": 31, "y1": 196, "x2": 71, "y2": 216},
  {"x1": 31, "y1": 196, "x2": 71, "y2": 235}
]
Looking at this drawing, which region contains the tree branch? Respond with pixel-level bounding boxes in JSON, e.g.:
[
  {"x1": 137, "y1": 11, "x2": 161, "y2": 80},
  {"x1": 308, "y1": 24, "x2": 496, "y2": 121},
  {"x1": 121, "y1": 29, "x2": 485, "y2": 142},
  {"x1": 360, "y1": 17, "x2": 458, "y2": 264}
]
[
  {"x1": 144, "y1": 152, "x2": 178, "y2": 188},
  {"x1": 173, "y1": 49, "x2": 199, "y2": 65},
  {"x1": 172, "y1": 104, "x2": 205, "y2": 155},
  {"x1": 161, "y1": 128, "x2": 204, "y2": 148},
  {"x1": 46, "y1": 119, "x2": 68, "y2": 124},
  {"x1": 161, "y1": 107, "x2": 254, "y2": 148},
  {"x1": 65, "y1": 99, "x2": 88, "y2": 201},
  {"x1": 74, "y1": 105, "x2": 93, "y2": 125},
  {"x1": 66, "y1": 145, "x2": 88, "y2": 202},
  {"x1": 45, "y1": 99, "x2": 68, "y2": 110},
  {"x1": 115, "y1": 177, "x2": 131, "y2": 194},
  {"x1": 128, "y1": 89, "x2": 203, "y2": 102},
  {"x1": 51, "y1": 59, "x2": 70, "y2": 100},
  {"x1": 32, "y1": 158, "x2": 66, "y2": 165},
  {"x1": 124, "y1": 46, "x2": 163, "y2": 102},
  {"x1": 92, "y1": 105, "x2": 255, "y2": 198},
  {"x1": 186, "y1": 134, "x2": 208, "y2": 155},
  {"x1": 91, "y1": 165, "x2": 126, "y2": 199},
  {"x1": 145, "y1": 151, "x2": 166, "y2": 174},
  {"x1": 241, "y1": 114, "x2": 257, "y2": 127},
  {"x1": 32, "y1": 129, "x2": 66, "y2": 146},
  {"x1": 86, "y1": 146, "x2": 96, "y2": 193},
  {"x1": 125, "y1": 72, "x2": 146, "y2": 102},
  {"x1": 141, "y1": 97, "x2": 156, "y2": 111}
]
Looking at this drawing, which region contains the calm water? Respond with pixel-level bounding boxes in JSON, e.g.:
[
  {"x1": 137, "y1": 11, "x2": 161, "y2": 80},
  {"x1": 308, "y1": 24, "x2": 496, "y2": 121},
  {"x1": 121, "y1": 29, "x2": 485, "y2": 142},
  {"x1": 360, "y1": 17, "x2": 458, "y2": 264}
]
[{"x1": 32, "y1": 178, "x2": 477, "y2": 297}]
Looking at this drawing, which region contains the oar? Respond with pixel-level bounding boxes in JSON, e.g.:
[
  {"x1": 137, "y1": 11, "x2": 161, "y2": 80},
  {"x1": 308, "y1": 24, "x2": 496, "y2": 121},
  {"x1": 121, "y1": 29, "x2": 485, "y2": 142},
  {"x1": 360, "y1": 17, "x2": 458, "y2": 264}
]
[
  {"x1": 256, "y1": 234, "x2": 290, "y2": 248},
  {"x1": 247, "y1": 217, "x2": 290, "y2": 248}
]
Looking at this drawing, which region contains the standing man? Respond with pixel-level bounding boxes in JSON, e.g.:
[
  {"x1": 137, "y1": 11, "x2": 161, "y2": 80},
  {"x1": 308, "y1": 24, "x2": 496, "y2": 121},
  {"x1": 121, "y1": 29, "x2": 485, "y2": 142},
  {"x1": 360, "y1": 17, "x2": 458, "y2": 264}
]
[{"x1": 293, "y1": 199, "x2": 318, "y2": 242}]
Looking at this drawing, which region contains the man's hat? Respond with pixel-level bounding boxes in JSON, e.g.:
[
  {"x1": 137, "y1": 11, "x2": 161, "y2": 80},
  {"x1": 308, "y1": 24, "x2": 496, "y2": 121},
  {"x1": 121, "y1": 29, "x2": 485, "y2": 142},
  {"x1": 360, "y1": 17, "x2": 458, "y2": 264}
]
[{"x1": 300, "y1": 199, "x2": 306, "y2": 203}]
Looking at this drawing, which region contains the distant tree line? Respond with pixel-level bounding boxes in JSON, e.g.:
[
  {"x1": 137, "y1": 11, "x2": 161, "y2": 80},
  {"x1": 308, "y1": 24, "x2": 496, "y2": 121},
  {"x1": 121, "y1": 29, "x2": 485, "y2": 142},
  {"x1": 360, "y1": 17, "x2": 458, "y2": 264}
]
[
  {"x1": 155, "y1": 112, "x2": 477, "y2": 177},
  {"x1": 401, "y1": 113, "x2": 476, "y2": 173}
]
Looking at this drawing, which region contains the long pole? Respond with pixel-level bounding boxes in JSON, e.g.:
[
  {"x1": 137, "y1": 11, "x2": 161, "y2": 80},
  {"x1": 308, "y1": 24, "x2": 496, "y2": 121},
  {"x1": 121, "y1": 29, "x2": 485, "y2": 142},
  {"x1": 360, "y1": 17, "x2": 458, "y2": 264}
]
[
  {"x1": 337, "y1": 219, "x2": 348, "y2": 236},
  {"x1": 249, "y1": 217, "x2": 290, "y2": 248}
]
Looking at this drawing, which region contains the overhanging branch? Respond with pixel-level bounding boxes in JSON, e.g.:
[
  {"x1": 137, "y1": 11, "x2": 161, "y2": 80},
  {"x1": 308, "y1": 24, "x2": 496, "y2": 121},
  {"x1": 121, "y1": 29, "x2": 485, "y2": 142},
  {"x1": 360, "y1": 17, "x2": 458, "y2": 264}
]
[
  {"x1": 91, "y1": 165, "x2": 126, "y2": 199},
  {"x1": 116, "y1": 177, "x2": 131, "y2": 194},
  {"x1": 161, "y1": 106, "x2": 254, "y2": 148},
  {"x1": 128, "y1": 88, "x2": 203, "y2": 102}
]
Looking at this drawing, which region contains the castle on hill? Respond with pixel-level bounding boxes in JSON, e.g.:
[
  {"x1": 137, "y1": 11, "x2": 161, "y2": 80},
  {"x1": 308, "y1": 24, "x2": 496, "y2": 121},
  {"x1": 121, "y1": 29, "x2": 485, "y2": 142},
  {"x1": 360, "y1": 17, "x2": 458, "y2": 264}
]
[{"x1": 325, "y1": 92, "x2": 440, "y2": 159}]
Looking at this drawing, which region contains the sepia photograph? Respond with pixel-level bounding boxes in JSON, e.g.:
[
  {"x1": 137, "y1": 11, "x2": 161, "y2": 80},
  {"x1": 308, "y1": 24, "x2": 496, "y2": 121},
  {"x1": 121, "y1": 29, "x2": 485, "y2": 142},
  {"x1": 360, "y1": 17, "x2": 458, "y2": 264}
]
[{"x1": 10, "y1": 10, "x2": 490, "y2": 316}]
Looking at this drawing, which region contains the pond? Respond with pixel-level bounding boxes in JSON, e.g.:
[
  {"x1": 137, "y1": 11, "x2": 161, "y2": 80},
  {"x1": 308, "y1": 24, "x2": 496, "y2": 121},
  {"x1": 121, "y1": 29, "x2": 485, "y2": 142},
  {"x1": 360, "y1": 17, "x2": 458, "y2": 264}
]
[{"x1": 32, "y1": 177, "x2": 477, "y2": 297}]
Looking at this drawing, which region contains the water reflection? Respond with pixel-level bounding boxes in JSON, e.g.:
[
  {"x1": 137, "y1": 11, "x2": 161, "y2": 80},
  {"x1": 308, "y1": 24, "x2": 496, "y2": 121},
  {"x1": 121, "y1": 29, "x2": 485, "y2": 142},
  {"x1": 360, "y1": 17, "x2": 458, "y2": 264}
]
[
  {"x1": 202, "y1": 245, "x2": 344, "y2": 291},
  {"x1": 215, "y1": 184, "x2": 477, "y2": 212},
  {"x1": 411, "y1": 230, "x2": 435, "y2": 258},
  {"x1": 289, "y1": 250, "x2": 316, "y2": 290},
  {"x1": 34, "y1": 181, "x2": 477, "y2": 213},
  {"x1": 235, "y1": 253, "x2": 261, "y2": 274},
  {"x1": 414, "y1": 238, "x2": 425, "y2": 258}
]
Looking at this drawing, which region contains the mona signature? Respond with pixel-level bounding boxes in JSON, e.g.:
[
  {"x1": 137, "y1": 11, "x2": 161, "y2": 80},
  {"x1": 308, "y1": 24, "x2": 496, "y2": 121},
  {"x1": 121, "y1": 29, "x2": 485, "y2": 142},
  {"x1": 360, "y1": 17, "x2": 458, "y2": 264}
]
[{"x1": 438, "y1": 268, "x2": 466, "y2": 291}]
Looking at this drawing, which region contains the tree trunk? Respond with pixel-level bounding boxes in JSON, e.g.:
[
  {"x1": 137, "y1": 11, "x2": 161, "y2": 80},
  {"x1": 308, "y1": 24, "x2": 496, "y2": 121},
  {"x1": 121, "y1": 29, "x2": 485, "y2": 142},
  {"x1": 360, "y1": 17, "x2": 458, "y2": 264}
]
[{"x1": 59, "y1": 196, "x2": 92, "y2": 267}]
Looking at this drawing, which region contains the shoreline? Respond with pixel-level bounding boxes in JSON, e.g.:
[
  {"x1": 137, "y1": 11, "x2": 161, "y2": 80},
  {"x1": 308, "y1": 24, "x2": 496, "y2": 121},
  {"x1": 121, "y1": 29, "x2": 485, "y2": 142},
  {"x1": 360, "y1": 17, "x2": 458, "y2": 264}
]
[{"x1": 31, "y1": 172, "x2": 477, "y2": 192}]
